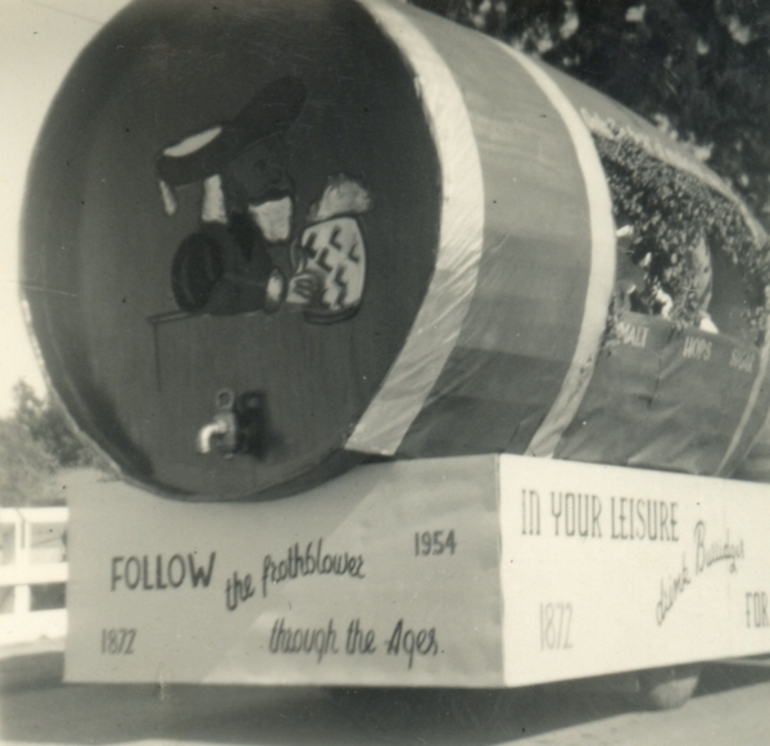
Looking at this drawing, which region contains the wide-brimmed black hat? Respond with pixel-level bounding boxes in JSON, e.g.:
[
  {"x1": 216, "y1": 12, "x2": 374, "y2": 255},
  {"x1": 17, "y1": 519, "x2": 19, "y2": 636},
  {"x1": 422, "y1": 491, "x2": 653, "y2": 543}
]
[{"x1": 156, "y1": 76, "x2": 306, "y2": 187}]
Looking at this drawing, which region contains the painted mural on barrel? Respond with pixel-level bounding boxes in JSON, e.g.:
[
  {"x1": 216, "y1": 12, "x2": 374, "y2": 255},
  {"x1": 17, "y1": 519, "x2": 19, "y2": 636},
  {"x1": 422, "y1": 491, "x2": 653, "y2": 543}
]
[{"x1": 22, "y1": 0, "x2": 770, "y2": 500}]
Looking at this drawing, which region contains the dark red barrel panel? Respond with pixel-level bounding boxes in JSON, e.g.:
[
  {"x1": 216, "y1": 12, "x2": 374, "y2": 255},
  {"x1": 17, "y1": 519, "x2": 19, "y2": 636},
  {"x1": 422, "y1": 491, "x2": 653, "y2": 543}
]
[
  {"x1": 22, "y1": 0, "x2": 770, "y2": 501},
  {"x1": 23, "y1": 0, "x2": 444, "y2": 499}
]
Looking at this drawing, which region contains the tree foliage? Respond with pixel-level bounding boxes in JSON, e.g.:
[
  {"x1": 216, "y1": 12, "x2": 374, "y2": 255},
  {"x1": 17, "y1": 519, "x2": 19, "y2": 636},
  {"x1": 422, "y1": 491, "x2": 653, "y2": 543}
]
[
  {"x1": 0, "y1": 381, "x2": 108, "y2": 506},
  {"x1": 411, "y1": 0, "x2": 770, "y2": 227},
  {"x1": 592, "y1": 123, "x2": 767, "y2": 337},
  {"x1": 12, "y1": 381, "x2": 97, "y2": 469},
  {"x1": 0, "y1": 418, "x2": 58, "y2": 507}
]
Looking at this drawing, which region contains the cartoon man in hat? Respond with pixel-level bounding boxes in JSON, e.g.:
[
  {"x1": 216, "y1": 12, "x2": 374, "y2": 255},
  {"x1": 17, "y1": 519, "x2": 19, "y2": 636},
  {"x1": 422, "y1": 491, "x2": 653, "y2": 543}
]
[{"x1": 155, "y1": 76, "x2": 371, "y2": 323}]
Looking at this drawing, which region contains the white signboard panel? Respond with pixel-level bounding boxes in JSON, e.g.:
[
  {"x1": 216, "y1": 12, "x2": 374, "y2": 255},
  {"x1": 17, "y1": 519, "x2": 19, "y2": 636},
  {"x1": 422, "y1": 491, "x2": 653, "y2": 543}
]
[
  {"x1": 66, "y1": 455, "x2": 770, "y2": 687},
  {"x1": 499, "y1": 457, "x2": 770, "y2": 685},
  {"x1": 66, "y1": 456, "x2": 503, "y2": 685}
]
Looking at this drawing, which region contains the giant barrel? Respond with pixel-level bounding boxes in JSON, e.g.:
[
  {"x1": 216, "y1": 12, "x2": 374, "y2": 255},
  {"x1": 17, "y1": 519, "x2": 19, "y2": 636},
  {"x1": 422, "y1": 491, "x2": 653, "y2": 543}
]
[{"x1": 22, "y1": 0, "x2": 770, "y2": 500}]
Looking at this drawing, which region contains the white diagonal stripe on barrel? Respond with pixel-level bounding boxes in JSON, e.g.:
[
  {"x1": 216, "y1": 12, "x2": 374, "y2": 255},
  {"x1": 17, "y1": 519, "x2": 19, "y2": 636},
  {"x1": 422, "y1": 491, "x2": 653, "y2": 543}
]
[
  {"x1": 346, "y1": 0, "x2": 485, "y2": 456},
  {"x1": 499, "y1": 49, "x2": 617, "y2": 458}
]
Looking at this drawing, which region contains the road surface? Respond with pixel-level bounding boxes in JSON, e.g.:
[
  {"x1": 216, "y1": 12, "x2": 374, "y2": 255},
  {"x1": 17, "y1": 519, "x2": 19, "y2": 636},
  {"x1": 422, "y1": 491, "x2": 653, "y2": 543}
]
[{"x1": 1, "y1": 650, "x2": 769, "y2": 745}]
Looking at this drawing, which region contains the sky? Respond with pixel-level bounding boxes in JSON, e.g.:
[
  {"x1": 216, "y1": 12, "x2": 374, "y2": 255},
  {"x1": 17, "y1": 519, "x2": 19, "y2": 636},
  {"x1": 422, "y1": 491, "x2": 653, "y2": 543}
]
[{"x1": 0, "y1": 0, "x2": 130, "y2": 417}]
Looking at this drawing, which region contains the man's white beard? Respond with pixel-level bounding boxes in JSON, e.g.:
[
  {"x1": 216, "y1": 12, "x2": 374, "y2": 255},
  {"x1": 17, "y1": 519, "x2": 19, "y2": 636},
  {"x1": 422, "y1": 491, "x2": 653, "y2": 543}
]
[{"x1": 249, "y1": 196, "x2": 293, "y2": 243}]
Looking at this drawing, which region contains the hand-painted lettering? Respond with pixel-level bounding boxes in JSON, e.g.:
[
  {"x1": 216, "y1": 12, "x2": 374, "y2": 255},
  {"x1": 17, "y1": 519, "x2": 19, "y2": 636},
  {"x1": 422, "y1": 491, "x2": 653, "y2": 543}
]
[
  {"x1": 386, "y1": 619, "x2": 439, "y2": 669},
  {"x1": 550, "y1": 492, "x2": 602, "y2": 538},
  {"x1": 261, "y1": 538, "x2": 365, "y2": 598},
  {"x1": 269, "y1": 618, "x2": 340, "y2": 663},
  {"x1": 682, "y1": 335, "x2": 712, "y2": 361},
  {"x1": 611, "y1": 498, "x2": 678, "y2": 541},
  {"x1": 745, "y1": 593, "x2": 770, "y2": 628},
  {"x1": 110, "y1": 552, "x2": 216, "y2": 591}
]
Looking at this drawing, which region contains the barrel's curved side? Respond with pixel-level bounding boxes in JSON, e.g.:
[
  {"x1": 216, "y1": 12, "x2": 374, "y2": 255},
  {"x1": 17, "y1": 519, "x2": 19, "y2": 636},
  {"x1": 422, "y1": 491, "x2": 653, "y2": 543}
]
[
  {"x1": 367, "y1": 7, "x2": 606, "y2": 458},
  {"x1": 345, "y1": 0, "x2": 486, "y2": 456}
]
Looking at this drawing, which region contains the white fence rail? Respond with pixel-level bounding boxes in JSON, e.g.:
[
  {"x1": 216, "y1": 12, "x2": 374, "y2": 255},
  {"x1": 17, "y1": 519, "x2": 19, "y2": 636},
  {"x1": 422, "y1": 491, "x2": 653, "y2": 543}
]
[{"x1": 0, "y1": 507, "x2": 68, "y2": 646}]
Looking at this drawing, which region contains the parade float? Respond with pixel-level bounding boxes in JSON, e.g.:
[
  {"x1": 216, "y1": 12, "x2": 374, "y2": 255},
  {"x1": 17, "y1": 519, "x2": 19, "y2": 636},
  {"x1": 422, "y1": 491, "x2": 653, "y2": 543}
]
[{"x1": 21, "y1": 0, "x2": 770, "y2": 709}]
